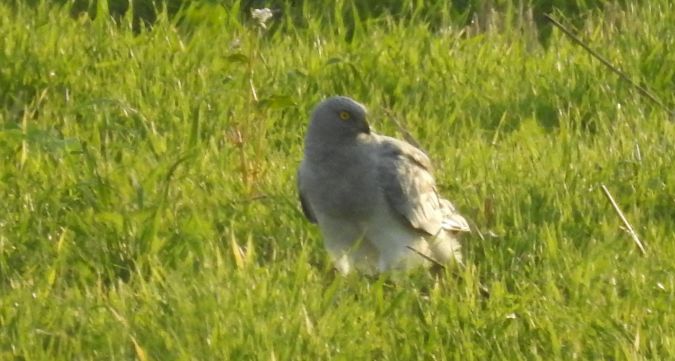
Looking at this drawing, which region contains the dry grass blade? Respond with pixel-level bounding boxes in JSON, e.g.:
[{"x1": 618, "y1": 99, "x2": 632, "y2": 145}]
[
  {"x1": 406, "y1": 245, "x2": 445, "y2": 269},
  {"x1": 544, "y1": 13, "x2": 674, "y2": 119},
  {"x1": 600, "y1": 184, "x2": 647, "y2": 255},
  {"x1": 382, "y1": 107, "x2": 422, "y2": 149}
]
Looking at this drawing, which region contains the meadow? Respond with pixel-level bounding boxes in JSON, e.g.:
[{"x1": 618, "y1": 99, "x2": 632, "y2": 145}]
[{"x1": 0, "y1": 0, "x2": 673, "y2": 359}]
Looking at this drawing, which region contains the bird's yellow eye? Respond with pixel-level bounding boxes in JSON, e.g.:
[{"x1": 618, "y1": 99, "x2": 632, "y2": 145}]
[{"x1": 339, "y1": 111, "x2": 351, "y2": 121}]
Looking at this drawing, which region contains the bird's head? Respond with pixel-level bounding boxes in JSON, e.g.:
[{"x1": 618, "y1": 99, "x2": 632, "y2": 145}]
[{"x1": 307, "y1": 96, "x2": 371, "y2": 143}]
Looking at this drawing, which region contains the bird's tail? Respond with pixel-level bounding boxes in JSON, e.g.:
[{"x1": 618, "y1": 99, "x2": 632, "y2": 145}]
[{"x1": 439, "y1": 199, "x2": 470, "y2": 233}]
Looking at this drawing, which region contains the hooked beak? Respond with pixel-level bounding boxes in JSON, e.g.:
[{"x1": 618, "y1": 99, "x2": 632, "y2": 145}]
[{"x1": 360, "y1": 119, "x2": 371, "y2": 134}]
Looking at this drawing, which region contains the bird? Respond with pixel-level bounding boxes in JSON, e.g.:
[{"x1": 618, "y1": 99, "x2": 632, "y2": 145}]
[{"x1": 297, "y1": 96, "x2": 470, "y2": 274}]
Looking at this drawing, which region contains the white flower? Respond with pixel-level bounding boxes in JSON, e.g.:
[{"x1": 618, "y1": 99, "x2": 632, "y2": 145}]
[{"x1": 251, "y1": 8, "x2": 274, "y2": 29}]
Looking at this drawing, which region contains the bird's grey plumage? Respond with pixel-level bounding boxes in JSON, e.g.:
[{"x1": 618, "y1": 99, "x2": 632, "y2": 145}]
[{"x1": 298, "y1": 96, "x2": 469, "y2": 274}]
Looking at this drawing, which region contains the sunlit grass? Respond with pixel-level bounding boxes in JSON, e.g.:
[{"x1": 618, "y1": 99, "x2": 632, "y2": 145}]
[{"x1": 0, "y1": 0, "x2": 673, "y2": 359}]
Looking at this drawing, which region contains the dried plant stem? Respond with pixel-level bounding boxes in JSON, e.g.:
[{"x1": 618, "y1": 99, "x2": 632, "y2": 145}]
[
  {"x1": 382, "y1": 107, "x2": 422, "y2": 149},
  {"x1": 544, "y1": 13, "x2": 673, "y2": 119},
  {"x1": 406, "y1": 246, "x2": 445, "y2": 269},
  {"x1": 600, "y1": 184, "x2": 647, "y2": 255}
]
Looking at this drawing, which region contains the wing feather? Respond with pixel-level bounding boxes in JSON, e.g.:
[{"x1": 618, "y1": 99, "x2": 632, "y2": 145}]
[
  {"x1": 377, "y1": 136, "x2": 445, "y2": 235},
  {"x1": 297, "y1": 169, "x2": 317, "y2": 223}
]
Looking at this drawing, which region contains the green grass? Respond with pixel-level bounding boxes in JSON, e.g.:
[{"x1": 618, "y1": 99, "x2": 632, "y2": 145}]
[{"x1": 1, "y1": 0, "x2": 674, "y2": 359}]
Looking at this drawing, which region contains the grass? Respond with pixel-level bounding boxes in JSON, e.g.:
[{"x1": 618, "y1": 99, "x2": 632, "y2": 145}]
[{"x1": 1, "y1": 0, "x2": 674, "y2": 359}]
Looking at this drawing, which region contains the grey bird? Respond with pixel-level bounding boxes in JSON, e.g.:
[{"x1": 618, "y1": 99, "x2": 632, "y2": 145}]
[{"x1": 297, "y1": 96, "x2": 470, "y2": 274}]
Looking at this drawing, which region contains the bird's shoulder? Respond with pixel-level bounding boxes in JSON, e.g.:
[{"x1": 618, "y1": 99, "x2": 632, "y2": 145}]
[{"x1": 371, "y1": 134, "x2": 433, "y2": 172}]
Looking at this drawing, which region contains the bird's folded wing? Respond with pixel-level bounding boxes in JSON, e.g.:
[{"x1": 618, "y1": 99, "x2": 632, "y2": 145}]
[
  {"x1": 377, "y1": 137, "x2": 445, "y2": 235},
  {"x1": 297, "y1": 169, "x2": 317, "y2": 223}
]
